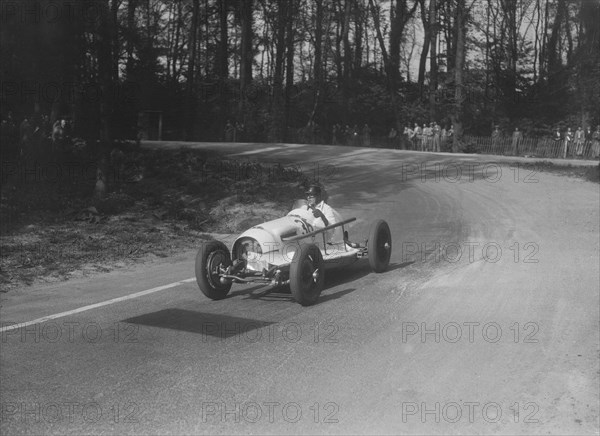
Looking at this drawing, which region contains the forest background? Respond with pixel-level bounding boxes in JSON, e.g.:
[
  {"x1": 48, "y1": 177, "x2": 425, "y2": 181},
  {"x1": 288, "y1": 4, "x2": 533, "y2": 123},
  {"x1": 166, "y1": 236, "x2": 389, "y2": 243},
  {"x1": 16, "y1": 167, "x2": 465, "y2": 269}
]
[{"x1": 1, "y1": 0, "x2": 599, "y2": 150}]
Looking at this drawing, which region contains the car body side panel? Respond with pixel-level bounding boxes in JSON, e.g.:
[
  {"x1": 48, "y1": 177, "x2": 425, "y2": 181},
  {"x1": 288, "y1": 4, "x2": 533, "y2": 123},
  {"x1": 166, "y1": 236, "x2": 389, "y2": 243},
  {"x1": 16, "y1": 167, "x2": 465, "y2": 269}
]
[{"x1": 232, "y1": 210, "x2": 360, "y2": 271}]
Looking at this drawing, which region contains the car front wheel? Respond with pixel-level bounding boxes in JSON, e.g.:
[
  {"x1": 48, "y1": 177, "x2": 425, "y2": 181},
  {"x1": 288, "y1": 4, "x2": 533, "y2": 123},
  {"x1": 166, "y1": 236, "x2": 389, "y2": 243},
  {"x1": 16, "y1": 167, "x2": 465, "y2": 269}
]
[
  {"x1": 368, "y1": 219, "x2": 392, "y2": 272},
  {"x1": 195, "y1": 240, "x2": 232, "y2": 300},
  {"x1": 290, "y1": 243, "x2": 325, "y2": 306}
]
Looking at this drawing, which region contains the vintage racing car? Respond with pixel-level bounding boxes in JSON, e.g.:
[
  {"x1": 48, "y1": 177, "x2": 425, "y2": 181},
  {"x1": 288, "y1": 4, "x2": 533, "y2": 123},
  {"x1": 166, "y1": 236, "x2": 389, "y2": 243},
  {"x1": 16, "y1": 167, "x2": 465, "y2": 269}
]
[{"x1": 195, "y1": 200, "x2": 392, "y2": 306}]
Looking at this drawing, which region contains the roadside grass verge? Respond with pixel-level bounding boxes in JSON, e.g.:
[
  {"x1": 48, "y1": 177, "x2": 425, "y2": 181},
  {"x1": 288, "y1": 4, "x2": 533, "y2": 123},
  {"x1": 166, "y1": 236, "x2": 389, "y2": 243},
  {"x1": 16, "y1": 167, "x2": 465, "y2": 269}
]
[
  {"x1": 0, "y1": 146, "x2": 308, "y2": 291},
  {"x1": 515, "y1": 161, "x2": 600, "y2": 183}
]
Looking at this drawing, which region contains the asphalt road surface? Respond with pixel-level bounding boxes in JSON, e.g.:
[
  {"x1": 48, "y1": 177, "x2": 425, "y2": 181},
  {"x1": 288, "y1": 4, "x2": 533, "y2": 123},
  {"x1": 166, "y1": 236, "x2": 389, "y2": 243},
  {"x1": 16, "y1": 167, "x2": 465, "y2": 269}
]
[{"x1": 1, "y1": 142, "x2": 599, "y2": 435}]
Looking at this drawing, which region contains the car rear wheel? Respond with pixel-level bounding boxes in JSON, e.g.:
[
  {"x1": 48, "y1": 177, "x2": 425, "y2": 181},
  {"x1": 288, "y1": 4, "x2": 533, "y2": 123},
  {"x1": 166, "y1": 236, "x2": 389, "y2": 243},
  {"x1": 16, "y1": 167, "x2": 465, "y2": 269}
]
[
  {"x1": 368, "y1": 219, "x2": 392, "y2": 272},
  {"x1": 195, "y1": 240, "x2": 232, "y2": 300},
  {"x1": 290, "y1": 243, "x2": 325, "y2": 306}
]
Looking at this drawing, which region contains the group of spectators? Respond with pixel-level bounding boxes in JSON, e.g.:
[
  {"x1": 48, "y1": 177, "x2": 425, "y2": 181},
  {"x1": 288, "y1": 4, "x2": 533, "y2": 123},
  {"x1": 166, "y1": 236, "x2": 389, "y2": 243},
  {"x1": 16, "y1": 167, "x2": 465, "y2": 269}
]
[
  {"x1": 219, "y1": 116, "x2": 599, "y2": 160},
  {"x1": 1, "y1": 111, "x2": 72, "y2": 160},
  {"x1": 388, "y1": 122, "x2": 453, "y2": 151},
  {"x1": 494, "y1": 125, "x2": 600, "y2": 158},
  {"x1": 550, "y1": 125, "x2": 600, "y2": 158},
  {"x1": 224, "y1": 120, "x2": 246, "y2": 142},
  {"x1": 331, "y1": 124, "x2": 372, "y2": 147}
]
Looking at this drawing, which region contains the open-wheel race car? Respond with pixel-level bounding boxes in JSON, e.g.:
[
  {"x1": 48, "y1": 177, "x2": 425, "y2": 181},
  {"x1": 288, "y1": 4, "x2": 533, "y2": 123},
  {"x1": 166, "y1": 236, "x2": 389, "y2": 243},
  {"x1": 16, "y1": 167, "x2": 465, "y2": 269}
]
[{"x1": 195, "y1": 200, "x2": 392, "y2": 306}]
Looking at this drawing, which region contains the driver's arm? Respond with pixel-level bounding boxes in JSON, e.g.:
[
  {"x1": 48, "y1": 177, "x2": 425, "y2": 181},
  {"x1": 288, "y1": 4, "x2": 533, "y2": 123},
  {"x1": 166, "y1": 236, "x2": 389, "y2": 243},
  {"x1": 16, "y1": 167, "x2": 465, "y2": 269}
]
[
  {"x1": 319, "y1": 203, "x2": 339, "y2": 227},
  {"x1": 311, "y1": 206, "x2": 329, "y2": 226}
]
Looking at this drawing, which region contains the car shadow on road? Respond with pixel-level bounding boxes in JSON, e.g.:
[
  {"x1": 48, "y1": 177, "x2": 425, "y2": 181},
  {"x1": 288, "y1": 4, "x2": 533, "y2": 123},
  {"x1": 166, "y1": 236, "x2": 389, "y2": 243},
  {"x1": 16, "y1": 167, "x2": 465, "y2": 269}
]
[
  {"x1": 227, "y1": 259, "x2": 413, "y2": 304},
  {"x1": 318, "y1": 288, "x2": 356, "y2": 303},
  {"x1": 324, "y1": 259, "x2": 414, "y2": 287},
  {"x1": 123, "y1": 308, "x2": 275, "y2": 337},
  {"x1": 386, "y1": 261, "x2": 415, "y2": 271}
]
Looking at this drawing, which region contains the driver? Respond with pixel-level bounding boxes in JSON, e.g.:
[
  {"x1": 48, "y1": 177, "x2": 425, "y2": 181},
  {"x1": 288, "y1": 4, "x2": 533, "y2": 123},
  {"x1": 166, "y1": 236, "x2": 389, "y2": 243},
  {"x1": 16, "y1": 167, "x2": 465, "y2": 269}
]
[{"x1": 305, "y1": 184, "x2": 341, "y2": 228}]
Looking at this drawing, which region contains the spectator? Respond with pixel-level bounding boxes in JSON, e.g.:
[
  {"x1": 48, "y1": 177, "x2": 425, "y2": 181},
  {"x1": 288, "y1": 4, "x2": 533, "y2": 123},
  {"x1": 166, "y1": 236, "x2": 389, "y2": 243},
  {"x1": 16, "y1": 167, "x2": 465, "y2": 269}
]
[
  {"x1": 427, "y1": 123, "x2": 435, "y2": 151},
  {"x1": 585, "y1": 126, "x2": 593, "y2": 156},
  {"x1": 441, "y1": 126, "x2": 448, "y2": 151},
  {"x1": 433, "y1": 123, "x2": 441, "y2": 152},
  {"x1": 20, "y1": 117, "x2": 32, "y2": 143},
  {"x1": 418, "y1": 123, "x2": 425, "y2": 151},
  {"x1": 41, "y1": 114, "x2": 51, "y2": 139},
  {"x1": 491, "y1": 125, "x2": 500, "y2": 152},
  {"x1": 574, "y1": 126, "x2": 584, "y2": 157},
  {"x1": 51, "y1": 118, "x2": 66, "y2": 154},
  {"x1": 332, "y1": 124, "x2": 339, "y2": 145},
  {"x1": 403, "y1": 126, "x2": 413, "y2": 150},
  {"x1": 362, "y1": 124, "x2": 371, "y2": 147},
  {"x1": 313, "y1": 122, "x2": 321, "y2": 144},
  {"x1": 563, "y1": 127, "x2": 573, "y2": 158},
  {"x1": 351, "y1": 124, "x2": 359, "y2": 146},
  {"x1": 344, "y1": 125, "x2": 351, "y2": 145},
  {"x1": 388, "y1": 127, "x2": 398, "y2": 148},
  {"x1": 553, "y1": 128, "x2": 561, "y2": 155},
  {"x1": 511, "y1": 127, "x2": 522, "y2": 155},
  {"x1": 591, "y1": 125, "x2": 600, "y2": 158},
  {"x1": 553, "y1": 128, "x2": 561, "y2": 144},
  {"x1": 447, "y1": 126, "x2": 454, "y2": 150},
  {"x1": 1, "y1": 117, "x2": 15, "y2": 159},
  {"x1": 235, "y1": 121, "x2": 244, "y2": 142},
  {"x1": 412, "y1": 123, "x2": 421, "y2": 150},
  {"x1": 420, "y1": 123, "x2": 430, "y2": 151},
  {"x1": 224, "y1": 120, "x2": 234, "y2": 141},
  {"x1": 20, "y1": 117, "x2": 33, "y2": 157}
]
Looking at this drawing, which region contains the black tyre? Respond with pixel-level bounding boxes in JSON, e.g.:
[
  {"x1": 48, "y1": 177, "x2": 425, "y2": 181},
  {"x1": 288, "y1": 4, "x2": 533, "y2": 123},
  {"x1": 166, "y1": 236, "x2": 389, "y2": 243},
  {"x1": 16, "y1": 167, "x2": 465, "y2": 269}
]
[
  {"x1": 368, "y1": 219, "x2": 392, "y2": 272},
  {"x1": 290, "y1": 243, "x2": 325, "y2": 306},
  {"x1": 195, "y1": 240, "x2": 232, "y2": 300}
]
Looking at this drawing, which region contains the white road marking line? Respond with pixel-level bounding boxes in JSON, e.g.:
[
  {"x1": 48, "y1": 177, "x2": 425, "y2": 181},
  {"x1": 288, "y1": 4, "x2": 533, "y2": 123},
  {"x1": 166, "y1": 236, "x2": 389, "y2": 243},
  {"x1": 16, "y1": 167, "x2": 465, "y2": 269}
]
[
  {"x1": 230, "y1": 146, "x2": 283, "y2": 155},
  {"x1": 0, "y1": 277, "x2": 197, "y2": 333}
]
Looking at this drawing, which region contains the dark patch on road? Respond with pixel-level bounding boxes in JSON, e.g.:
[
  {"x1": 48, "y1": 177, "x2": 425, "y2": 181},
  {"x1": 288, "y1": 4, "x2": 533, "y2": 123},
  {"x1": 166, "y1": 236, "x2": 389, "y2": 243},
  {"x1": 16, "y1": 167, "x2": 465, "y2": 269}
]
[{"x1": 124, "y1": 308, "x2": 274, "y2": 338}]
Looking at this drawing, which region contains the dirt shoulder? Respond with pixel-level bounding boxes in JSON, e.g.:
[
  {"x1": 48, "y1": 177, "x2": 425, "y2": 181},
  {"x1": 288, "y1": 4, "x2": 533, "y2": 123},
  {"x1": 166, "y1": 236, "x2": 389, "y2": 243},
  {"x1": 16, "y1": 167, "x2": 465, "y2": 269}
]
[{"x1": 0, "y1": 145, "x2": 307, "y2": 292}]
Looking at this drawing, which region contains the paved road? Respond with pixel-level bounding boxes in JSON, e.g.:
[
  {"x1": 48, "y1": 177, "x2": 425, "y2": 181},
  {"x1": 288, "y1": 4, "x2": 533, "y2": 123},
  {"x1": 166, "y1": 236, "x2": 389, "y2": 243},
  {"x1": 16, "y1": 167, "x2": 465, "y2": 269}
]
[{"x1": 1, "y1": 143, "x2": 599, "y2": 435}]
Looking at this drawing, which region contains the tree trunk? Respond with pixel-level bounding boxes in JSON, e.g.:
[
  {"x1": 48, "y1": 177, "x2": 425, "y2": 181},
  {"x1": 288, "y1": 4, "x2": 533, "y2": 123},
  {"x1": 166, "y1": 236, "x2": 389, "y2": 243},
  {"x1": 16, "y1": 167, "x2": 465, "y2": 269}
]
[
  {"x1": 284, "y1": 0, "x2": 295, "y2": 141},
  {"x1": 186, "y1": 0, "x2": 200, "y2": 140},
  {"x1": 368, "y1": 0, "x2": 400, "y2": 130},
  {"x1": 334, "y1": 0, "x2": 343, "y2": 82},
  {"x1": 126, "y1": 0, "x2": 137, "y2": 77},
  {"x1": 110, "y1": 0, "x2": 119, "y2": 82},
  {"x1": 417, "y1": 0, "x2": 431, "y2": 98},
  {"x1": 239, "y1": 0, "x2": 254, "y2": 103},
  {"x1": 451, "y1": 0, "x2": 466, "y2": 153},
  {"x1": 98, "y1": 0, "x2": 114, "y2": 144},
  {"x1": 341, "y1": 0, "x2": 352, "y2": 92},
  {"x1": 218, "y1": 0, "x2": 229, "y2": 137},
  {"x1": 547, "y1": 0, "x2": 566, "y2": 78},
  {"x1": 428, "y1": 0, "x2": 438, "y2": 120},
  {"x1": 354, "y1": 0, "x2": 363, "y2": 74},
  {"x1": 533, "y1": 0, "x2": 540, "y2": 83},
  {"x1": 273, "y1": 0, "x2": 287, "y2": 141},
  {"x1": 313, "y1": 0, "x2": 324, "y2": 121},
  {"x1": 389, "y1": 0, "x2": 419, "y2": 87},
  {"x1": 389, "y1": 0, "x2": 402, "y2": 87},
  {"x1": 444, "y1": 1, "x2": 455, "y2": 71},
  {"x1": 172, "y1": 3, "x2": 183, "y2": 81},
  {"x1": 503, "y1": 0, "x2": 518, "y2": 105},
  {"x1": 564, "y1": 0, "x2": 573, "y2": 64},
  {"x1": 218, "y1": 0, "x2": 228, "y2": 80}
]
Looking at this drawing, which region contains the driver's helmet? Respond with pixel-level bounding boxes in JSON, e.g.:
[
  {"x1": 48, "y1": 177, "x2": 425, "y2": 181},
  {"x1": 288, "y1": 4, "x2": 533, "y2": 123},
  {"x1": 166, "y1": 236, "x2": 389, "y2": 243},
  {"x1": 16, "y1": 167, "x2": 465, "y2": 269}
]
[{"x1": 305, "y1": 184, "x2": 322, "y2": 197}]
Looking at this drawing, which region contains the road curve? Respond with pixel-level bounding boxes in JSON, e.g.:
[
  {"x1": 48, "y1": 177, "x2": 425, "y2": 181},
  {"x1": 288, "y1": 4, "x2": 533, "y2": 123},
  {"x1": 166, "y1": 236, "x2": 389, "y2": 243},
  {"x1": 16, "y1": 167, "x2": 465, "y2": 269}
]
[{"x1": 1, "y1": 142, "x2": 598, "y2": 435}]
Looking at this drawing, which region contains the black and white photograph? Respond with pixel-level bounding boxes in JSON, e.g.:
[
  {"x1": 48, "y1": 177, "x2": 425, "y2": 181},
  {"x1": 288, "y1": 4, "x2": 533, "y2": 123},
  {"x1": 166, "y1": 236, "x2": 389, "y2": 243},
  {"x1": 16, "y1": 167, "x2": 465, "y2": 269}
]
[{"x1": 1, "y1": 0, "x2": 599, "y2": 434}]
